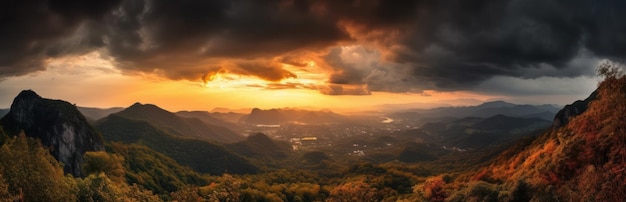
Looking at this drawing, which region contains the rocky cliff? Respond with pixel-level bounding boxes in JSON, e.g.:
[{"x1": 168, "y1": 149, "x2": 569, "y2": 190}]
[
  {"x1": 552, "y1": 90, "x2": 597, "y2": 128},
  {"x1": 0, "y1": 90, "x2": 104, "y2": 176}
]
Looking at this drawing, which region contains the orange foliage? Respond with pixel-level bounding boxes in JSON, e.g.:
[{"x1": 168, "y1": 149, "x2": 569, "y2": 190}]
[
  {"x1": 540, "y1": 171, "x2": 559, "y2": 185},
  {"x1": 422, "y1": 176, "x2": 446, "y2": 202},
  {"x1": 471, "y1": 170, "x2": 491, "y2": 181}
]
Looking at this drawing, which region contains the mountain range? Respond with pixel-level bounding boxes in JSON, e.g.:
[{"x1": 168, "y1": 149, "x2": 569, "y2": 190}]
[
  {"x1": 243, "y1": 108, "x2": 345, "y2": 124},
  {"x1": 419, "y1": 114, "x2": 551, "y2": 149},
  {"x1": 175, "y1": 110, "x2": 243, "y2": 132},
  {"x1": 77, "y1": 106, "x2": 124, "y2": 122},
  {"x1": 1, "y1": 73, "x2": 624, "y2": 201},
  {"x1": 112, "y1": 103, "x2": 244, "y2": 143},
  {"x1": 95, "y1": 114, "x2": 258, "y2": 175},
  {"x1": 389, "y1": 101, "x2": 561, "y2": 128}
]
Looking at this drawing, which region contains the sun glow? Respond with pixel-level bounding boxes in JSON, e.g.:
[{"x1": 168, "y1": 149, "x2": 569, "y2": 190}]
[
  {"x1": 203, "y1": 60, "x2": 329, "y2": 92},
  {"x1": 203, "y1": 73, "x2": 268, "y2": 89},
  {"x1": 0, "y1": 51, "x2": 502, "y2": 113}
]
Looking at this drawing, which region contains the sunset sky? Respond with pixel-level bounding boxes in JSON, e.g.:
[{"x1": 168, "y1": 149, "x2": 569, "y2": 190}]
[{"x1": 1, "y1": 0, "x2": 622, "y2": 112}]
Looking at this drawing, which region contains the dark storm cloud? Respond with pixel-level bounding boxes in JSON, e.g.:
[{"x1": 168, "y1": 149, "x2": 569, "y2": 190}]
[
  {"x1": 324, "y1": 46, "x2": 423, "y2": 93},
  {"x1": 1, "y1": 0, "x2": 626, "y2": 93},
  {"x1": 317, "y1": 0, "x2": 626, "y2": 91},
  {"x1": 0, "y1": 0, "x2": 421, "y2": 81},
  {"x1": 105, "y1": 0, "x2": 350, "y2": 80},
  {"x1": 388, "y1": 0, "x2": 626, "y2": 89},
  {"x1": 0, "y1": 0, "x2": 122, "y2": 77}
]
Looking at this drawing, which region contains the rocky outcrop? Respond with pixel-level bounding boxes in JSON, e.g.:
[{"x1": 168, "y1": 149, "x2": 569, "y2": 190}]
[
  {"x1": 552, "y1": 90, "x2": 598, "y2": 128},
  {"x1": 0, "y1": 90, "x2": 104, "y2": 176}
]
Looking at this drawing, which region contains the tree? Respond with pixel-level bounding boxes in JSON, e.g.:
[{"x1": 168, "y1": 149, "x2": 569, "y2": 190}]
[
  {"x1": 0, "y1": 132, "x2": 77, "y2": 201},
  {"x1": 419, "y1": 176, "x2": 446, "y2": 202},
  {"x1": 0, "y1": 173, "x2": 12, "y2": 200},
  {"x1": 76, "y1": 173, "x2": 161, "y2": 202},
  {"x1": 327, "y1": 179, "x2": 381, "y2": 202},
  {"x1": 82, "y1": 151, "x2": 126, "y2": 183}
]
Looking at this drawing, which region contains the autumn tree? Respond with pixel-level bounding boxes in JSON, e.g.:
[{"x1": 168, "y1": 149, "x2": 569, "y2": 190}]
[
  {"x1": 418, "y1": 176, "x2": 446, "y2": 202},
  {"x1": 326, "y1": 179, "x2": 381, "y2": 202}
]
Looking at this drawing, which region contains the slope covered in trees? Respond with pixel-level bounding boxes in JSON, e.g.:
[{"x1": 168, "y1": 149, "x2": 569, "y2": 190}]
[
  {"x1": 95, "y1": 114, "x2": 259, "y2": 175},
  {"x1": 436, "y1": 62, "x2": 626, "y2": 201}
]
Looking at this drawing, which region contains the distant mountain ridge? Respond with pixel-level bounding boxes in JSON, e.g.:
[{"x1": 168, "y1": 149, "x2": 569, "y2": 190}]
[
  {"x1": 0, "y1": 90, "x2": 104, "y2": 176},
  {"x1": 77, "y1": 106, "x2": 124, "y2": 122},
  {"x1": 114, "y1": 102, "x2": 244, "y2": 143},
  {"x1": 244, "y1": 108, "x2": 345, "y2": 124},
  {"x1": 419, "y1": 114, "x2": 551, "y2": 149},
  {"x1": 176, "y1": 110, "x2": 242, "y2": 132},
  {"x1": 390, "y1": 100, "x2": 560, "y2": 122}
]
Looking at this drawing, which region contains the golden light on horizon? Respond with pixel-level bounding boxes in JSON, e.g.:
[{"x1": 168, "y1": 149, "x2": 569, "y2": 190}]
[{"x1": 0, "y1": 50, "x2": 514, "y2": 113}]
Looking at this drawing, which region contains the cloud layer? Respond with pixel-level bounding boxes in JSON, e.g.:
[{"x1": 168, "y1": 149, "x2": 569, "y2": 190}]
[{"x1": 1, "y1": 0, "x2": 624, "y2": 95}]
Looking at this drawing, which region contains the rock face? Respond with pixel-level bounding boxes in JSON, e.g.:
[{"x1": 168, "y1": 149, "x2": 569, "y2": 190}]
[
  {"x1": 0, "y1": 90, "x2": 104, "y2": 176},
  {"x1": 552, "y1": 90, "x2": 598, "y2": 128}
]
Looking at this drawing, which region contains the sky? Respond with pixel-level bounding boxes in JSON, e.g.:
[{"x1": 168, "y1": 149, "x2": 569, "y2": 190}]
[{"x1": 1, "y1": 0, "x2": 622, "y2": 112}]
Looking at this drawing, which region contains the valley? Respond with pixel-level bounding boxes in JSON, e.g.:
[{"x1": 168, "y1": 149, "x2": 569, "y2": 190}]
[
  {"x1": 0, "y1": 86, "x2": 573, "y2": 201},
  {"x1": 1, "y1": 70, "x2": 625, "y2": 201}
]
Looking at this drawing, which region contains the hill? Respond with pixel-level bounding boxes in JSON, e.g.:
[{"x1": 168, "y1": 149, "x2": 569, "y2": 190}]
[
  {"x1": 226, "y1": 133, "x2": 292, "y2": 160},
  {"x1": 94, "y1": 114, "x2": 258, "y2": 175},
  {"x1": 452, "y1": 67, "x2": 626, "y2": 201},
  {"x1": 114, "y1": 103, "x2": 244, "y2": 143},
  {"x1": 0, "y1": 90, "x2": 104, "y2": 176},
  {"x1": 77, "y1": 106, "x2": 124, "y2": 122},
  {"x1": 105, "y1": 143, "x2": 209, "y2": 196}
]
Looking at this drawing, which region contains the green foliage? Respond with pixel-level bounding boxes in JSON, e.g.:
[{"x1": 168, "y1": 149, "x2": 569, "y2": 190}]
[
  {"x1": 0, "y1": 132, "x2": 162, "y2": 201},
  {"x1": 301, "y1": 151, "x2": 330, "y2": 164},
  {"x1": 169, "y1": 186, "x2": 202, "y2": 202},
  {"x1": 95, "y1": 115, "x2": 258, "y2": 175},
  {"x1": 76, "y1": 173, "x2": 161, "y2": 202},
  {"x1": 227, "y1": 133, "x2": 291, "y2": 161},
  {"x1": 0, "y1": 133, "x2": 77, "y2": 201},
  {"x1": 82, "y1": 151, "x2": 126, "y2": 183},
  {"x1": 106, "y1": 142, "x2": 209, "y2": 198}
]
